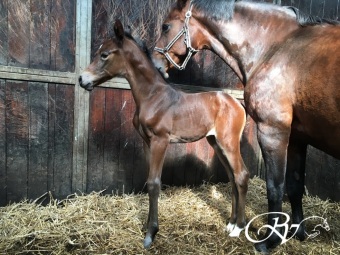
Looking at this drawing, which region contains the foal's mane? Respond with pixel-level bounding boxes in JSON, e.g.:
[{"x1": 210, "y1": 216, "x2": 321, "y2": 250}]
[{"x1": 124, "y1": 32, "x2": 152, "y2": 60}]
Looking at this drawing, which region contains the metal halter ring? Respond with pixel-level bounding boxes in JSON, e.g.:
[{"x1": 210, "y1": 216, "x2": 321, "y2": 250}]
[{"x1": 154, "y1": 1, "x2": 199, "y2": 70}]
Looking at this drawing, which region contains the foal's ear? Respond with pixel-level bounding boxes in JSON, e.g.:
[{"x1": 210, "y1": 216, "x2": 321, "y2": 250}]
[{"x1": 114, "y1": 19, "x2": 124, "y2": 42}]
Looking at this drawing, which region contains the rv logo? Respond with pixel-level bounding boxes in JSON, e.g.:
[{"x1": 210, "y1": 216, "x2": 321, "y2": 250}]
[{"x1": 244, "y1": 212, "x2": 330, "y2": 245}]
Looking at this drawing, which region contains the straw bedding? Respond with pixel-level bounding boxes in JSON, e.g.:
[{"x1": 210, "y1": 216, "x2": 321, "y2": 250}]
[{"x1": 0, "y1": 177, "x2": 339, "y2": 255}]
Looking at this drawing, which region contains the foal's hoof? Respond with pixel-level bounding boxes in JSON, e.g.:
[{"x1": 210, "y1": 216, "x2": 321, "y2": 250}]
[
  {"x1": 229, "y1": 225, "x2": 244, "y2": 237},
  {"x1": 225, "y1": 222, "x2": 236, "y2": 233},
  {"x1": 225, "y1": 223, "x2": 243, "y2": 237}
]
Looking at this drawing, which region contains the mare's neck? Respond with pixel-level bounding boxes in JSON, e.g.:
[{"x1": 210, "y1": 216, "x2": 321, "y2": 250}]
[
  {"x1": 196, "y1": 2, "x2": 299, "y2": 84},
  {"x1": 123, "y1": 42, "x2": 168, "y2": 107}
]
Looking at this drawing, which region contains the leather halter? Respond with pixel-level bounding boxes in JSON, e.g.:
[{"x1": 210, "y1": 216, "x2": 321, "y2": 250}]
[{"x1": 154, "y1": 1, "x2": 199, "y2": 70}]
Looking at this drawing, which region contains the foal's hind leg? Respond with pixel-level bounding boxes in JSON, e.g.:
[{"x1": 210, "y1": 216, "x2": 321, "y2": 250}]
[
  {"x1": 286, "y1": 139, "x2": 307, "y2": 241},
  {"x1": 207, "y1": 135, "x2": 249, "y2": 237}
]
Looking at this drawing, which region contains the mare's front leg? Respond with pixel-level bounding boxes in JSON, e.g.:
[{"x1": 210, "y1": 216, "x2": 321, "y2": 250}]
[
  {"x1": 255, "y1": 121, "x2": 291, "y2": 253},
  {"x1": 143, "y1": 136, "x2": 168, "y2": 249},
  {"x1": 286, "y1": 138, "x2": 307, "y2": 241}
]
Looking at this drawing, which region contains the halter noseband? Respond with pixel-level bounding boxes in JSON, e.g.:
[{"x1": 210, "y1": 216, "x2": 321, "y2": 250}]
[{"x1": 154, "y1": 1, "x2": 199, "y2": 70}]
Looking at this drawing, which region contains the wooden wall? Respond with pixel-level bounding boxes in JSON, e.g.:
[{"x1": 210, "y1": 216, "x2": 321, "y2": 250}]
[
  {"x1": 0, "y1": 0, "x2": 339, "y2": 205},
  {"x1": 0, "y1": 0, "x2": 76, "y2": 205},
  {"x1": 0, "y1": 0, "x2": 76, "y2": 71}
]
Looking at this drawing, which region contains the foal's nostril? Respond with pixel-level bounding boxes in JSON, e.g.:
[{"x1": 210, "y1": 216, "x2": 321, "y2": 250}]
[{"x1": 78, "y1": 76, "x2": 82, "y2": 85}]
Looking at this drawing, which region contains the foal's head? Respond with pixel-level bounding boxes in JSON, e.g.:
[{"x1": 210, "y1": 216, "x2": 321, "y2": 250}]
[{"x1": 79, "y1": 20, "x2": 130, "y2": 91}]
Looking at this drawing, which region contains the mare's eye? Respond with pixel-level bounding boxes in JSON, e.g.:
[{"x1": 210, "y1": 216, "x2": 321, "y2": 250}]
[
  {"x1": 101, "y1": 52, "x2": 109, "y2": 60},
  {"x1": 162, "y1": 24, "x2": 171, "y2": 33}
]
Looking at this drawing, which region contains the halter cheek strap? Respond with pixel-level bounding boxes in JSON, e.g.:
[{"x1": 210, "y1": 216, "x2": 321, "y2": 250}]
[{"x1": 154, "y1": 1, "x2": 199, "y2": 70}]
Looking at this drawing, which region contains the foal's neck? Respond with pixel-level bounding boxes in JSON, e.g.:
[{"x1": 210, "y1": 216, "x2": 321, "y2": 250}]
[{"x1": 123, "y1": 41, "x2": 169, "y2": 107}]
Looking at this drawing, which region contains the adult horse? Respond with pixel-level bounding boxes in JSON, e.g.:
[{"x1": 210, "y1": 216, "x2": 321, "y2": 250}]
[
  {"x1": 152, "y1": 0, "x2": 340, "y2": 252},
  {"x1": 79, "y1": 20, "x2": 249, "y2": 249}
]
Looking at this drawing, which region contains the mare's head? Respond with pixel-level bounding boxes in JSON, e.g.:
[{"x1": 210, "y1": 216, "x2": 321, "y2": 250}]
[
  {"x1": 79, "y1": 20, "x2": 130, "y2": 91},
  {"x1": 152, "y1": 0, "x2": 235, "y2": 78}
]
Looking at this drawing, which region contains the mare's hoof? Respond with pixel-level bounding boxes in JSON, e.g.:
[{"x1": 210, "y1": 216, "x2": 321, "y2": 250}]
[
  {"x1": 293, "y1": 229, "x2": 306, "y2": 241},
  {"x1": 254, "y1": 242, "x2": 270, "y2": 254},
  {"x1": 143, "y1": 235, "x2": 153, "y2": 249}
]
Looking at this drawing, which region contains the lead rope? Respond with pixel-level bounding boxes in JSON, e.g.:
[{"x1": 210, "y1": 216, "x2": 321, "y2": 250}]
[{"x1": 154, "y1": 1, "x2": 199, "y2": 70}]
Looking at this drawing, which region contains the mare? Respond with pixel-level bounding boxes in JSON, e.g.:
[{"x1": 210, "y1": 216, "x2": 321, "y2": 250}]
[
  {"x1": 79, "y1": 20, "x2": 249, "y2": 249},
  {"x1": 152, "y1": 0, "x2": 340, "y2": 252}
]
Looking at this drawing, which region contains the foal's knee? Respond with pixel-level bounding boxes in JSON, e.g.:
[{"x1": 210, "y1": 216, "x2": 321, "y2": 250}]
[
  {"x1": 147, "y1": 178, "x2": 161, "y2": 195},
  {"x1": 235, "y1": 169, "x2": 249, "y2": 191}
]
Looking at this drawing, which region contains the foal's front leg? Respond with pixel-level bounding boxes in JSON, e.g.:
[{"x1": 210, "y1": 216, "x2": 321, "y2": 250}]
[{"x1": 144, "y1": 136, "x2": 168, "y2": 249}]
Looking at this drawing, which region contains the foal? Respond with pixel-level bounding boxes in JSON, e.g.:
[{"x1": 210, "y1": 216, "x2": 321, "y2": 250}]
[{"x1": 79, "y1": 20, "x2": 249, "y2": 248}]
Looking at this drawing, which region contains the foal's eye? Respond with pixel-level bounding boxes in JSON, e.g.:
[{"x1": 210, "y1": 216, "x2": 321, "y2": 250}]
[
  {"x1": 162, "y1": 24, "x2": 171, "y2": 33},
  {"x1": 101, "y1": 52, "x2": 109, "y2": 60}
]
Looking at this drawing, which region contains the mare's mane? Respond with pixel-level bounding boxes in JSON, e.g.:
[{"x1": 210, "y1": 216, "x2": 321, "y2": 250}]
[
  {"x1": 286, "y1": 6, "x2": 339, "y2": 26},
  {"x1": 192, "y1": 0, "x2": 236, "y2": 20},
  {"x1": 185, "y1": 0, "x2": 338, "y2": 25}
]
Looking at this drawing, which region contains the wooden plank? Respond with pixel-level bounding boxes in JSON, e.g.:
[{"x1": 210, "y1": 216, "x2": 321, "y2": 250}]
[
  {"x1": 72, "y1": 0, "x2": 92, "y2": 194},
  {"x1": 184, "y1": 142, "x2": 198, "y2": 185},
  {"x1": 195, "y1": 140, "x2": 211, "y2": 184},
  {"x1": 310, "y1": 0, "x2": 324, "y2": 16},
  {"x1": 0, "y1": 0, "x2": 8, "y2": 65},
  {"x1": 91, "y1": 0, "x2": 109, "y2": 60},
  {"x1": 118, "y1": 90, "x2": 135, "y2": 193},
  {"x1": 306, "y1": 146, "x2": 340, "y2": 201},
  {"x1": 323, "y1": 0, "x2": 340, "y2": 20},
  {"x1": 87, "y1": 88, "x2": 105, "y2": 192},
  {"x1": 29, "y1": 0, "x2": 51, "y2": 69},
  {"x1": 53, "y1": 84, "x2": 74, "y2": 198},
  {"x1": 132, "y1": 131, "x2": 147, "y2": 192},
  {"x1": 8, "y1": 0, "x2": 30, "y2": 67},
  {"x1": 47, "y1": 84, "x2": 56, "y2": 194},
  {"x1": 0, "y1": 80, "x2": 6, "y2": 205},
  {"x1": 0, "y1": 66, "x2": 75, "y2": 85},
  {"x1": 27, "y1": 82, "x2": 49, "y2": 200},
  {"x1": 50, "y1": 0, "x2": 76, "y2": 72},
  {"x1": 165, "y1": 144, "x2": 187, "y2": 186},
  {"x1": 103, "y1": 89, "x2": 122, "y2": 194},
  {"x1": 5, "y1": 80, "x2": 29, "y2": 203},
  {"x1": 280, "y1": 0, "x2": 294, "y2": 6}
]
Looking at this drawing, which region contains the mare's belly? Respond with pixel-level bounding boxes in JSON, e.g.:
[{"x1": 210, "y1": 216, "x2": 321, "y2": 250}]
[{"x1": 292, "y1": 111, "x2": 340, "y2": 159}]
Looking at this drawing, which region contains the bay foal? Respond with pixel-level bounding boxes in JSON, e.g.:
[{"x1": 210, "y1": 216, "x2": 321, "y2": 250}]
[{"x1": 79, "y1": 20, "x2": 249, "y2": 248}]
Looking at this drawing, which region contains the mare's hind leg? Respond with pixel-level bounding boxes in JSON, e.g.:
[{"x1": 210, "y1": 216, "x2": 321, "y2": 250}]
[
  {"x1": 143, "y1": 137, "x2": 168, "y2": 249},
  {"x1": 207, "y1": 135, "x2": 249, "y2": 237},
  {"x1": 286, "y1": 138, "x2": 307, "y2": 241}
]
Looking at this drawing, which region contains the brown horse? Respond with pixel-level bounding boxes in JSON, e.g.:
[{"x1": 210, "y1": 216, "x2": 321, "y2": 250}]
[
  {"x1": 153, "y1": 0, "x2": 340, "y2": 252},
  {"x1": 79, "y1": 20, "x2": 249, "y2": 249}
]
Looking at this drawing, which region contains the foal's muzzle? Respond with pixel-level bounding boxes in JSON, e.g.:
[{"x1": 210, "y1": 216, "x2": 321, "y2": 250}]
[{"x1": 78, "y1": 76, "x2": 94, "y2": 91}]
